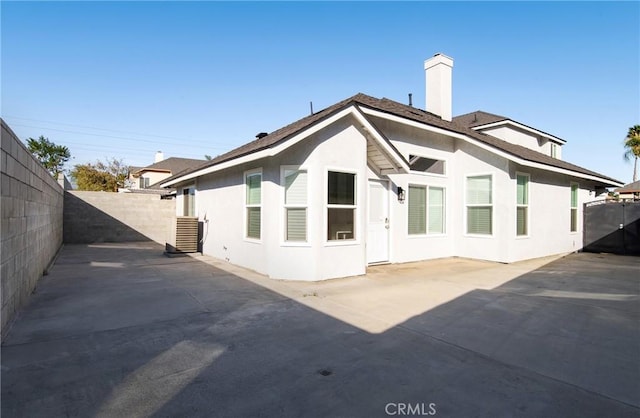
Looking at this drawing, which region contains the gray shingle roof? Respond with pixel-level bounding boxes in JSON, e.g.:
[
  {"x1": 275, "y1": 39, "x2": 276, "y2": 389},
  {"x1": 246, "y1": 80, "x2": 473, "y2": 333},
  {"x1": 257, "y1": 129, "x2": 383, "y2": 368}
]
[
  {"x1": 615, "y1": 180, "x2": 640, "y2": 193},
  {"x1": 452, "y1": 110, "x2": 508, "y2": 128},
  {"x1": 453, "y1": 110, "x2": 565, "y2": 144},
  {"x1": 162, "y1": 93, "x2": 621, "y2": 186},
  {"x1": 134, "y1": 157, "x2": 206, "y2": 175}
]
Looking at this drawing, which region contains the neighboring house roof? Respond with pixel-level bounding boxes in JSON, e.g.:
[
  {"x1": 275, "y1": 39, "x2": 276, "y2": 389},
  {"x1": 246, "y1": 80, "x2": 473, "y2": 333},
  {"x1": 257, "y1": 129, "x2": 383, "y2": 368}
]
[
  {"x1": 161, "y1": 93, "x2": 621, "y2": 187},
  {"x1": 615, "y1": 180, "x2": 640, "y2": 193},
  {"x1": 132, "y1": 157, "x2": 205, "y2": 176},
  {"x1": 453, "y1": 110, "x2": 566, "y2": 144}
]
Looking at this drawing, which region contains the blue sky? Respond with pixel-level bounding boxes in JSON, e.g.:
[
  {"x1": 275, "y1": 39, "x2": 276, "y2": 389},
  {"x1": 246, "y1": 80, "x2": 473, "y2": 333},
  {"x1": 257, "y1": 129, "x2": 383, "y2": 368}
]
[{"x1": 2, "y1": 1, "x2": 638, "y2": 183}]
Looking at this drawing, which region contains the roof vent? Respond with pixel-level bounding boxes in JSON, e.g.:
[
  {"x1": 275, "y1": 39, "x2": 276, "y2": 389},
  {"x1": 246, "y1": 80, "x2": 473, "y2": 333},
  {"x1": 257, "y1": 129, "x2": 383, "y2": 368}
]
[{"x1": 256, "y1": 132, "x2": 268, "y2": 139}]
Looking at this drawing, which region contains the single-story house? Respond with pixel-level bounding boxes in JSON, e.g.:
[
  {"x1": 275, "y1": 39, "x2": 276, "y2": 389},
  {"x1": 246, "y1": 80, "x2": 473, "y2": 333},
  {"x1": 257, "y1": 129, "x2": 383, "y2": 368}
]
[{"x1": 161, "y1": 54, "x2": 622, "y2": 281}]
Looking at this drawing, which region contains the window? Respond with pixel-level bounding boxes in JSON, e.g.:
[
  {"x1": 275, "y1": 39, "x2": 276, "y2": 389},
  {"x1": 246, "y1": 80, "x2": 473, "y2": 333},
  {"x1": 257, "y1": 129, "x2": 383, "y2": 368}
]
[
  {"x1": 245, "y1": 171, "x2": 262, "y2": 239},
  {"x1": 466, "y1": 175, "x2": 492, "y2": 235},
  {"x1": 327, "y1": 171, "x2": 356, "y2": 241},
  {"x1": 182, "y1": 187, "x2": 195, "y2": 216},
  {"x1": 408, "y1": 186, "x2": 426, "y2": 235},
  {"x1": 139, "y1": 177, "x2": 150, "y2": 189},
  {"x1": 428, "y1": 187, "x2": 445, "y2": 234},
  {"x1": 516, "y1": 174, "x2": 529, "y2": 236},
  {"x1": 550, "y1": 143, "x2": 558, "y2": 158},
  {"x1": 409, "y1": 155, "x2": 445, "y2": 175},
  {"x1": 570, "y1": 182, "x2": 578, "y2": 232},
  {"x1": 408, "y1": 186, "x2": 445, "y2": 235},
  {"x1": 283, "y1": 169, "x2": 307, "y2": 241}
]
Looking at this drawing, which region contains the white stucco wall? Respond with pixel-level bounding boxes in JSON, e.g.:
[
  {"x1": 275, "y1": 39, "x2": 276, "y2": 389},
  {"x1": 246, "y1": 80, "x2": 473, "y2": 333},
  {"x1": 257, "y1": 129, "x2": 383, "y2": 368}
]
[
  {"x1": 481, "y1": 126, "x2": 562, "y2": 159},
  {"x1": 175, "y1": 113, "x2": 600, "y2": 281},
  {"x1": 191, "y1": 116, "x2": 368, "y2": 281},
  {"x1": 374, "y1": 117, "x2": 456, "y2": 263}
]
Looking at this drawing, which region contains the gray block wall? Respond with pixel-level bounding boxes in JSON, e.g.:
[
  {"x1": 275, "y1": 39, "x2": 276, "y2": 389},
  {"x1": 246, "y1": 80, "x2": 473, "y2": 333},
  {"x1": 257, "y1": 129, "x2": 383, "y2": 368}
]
[
  {"x1": 1, "y1": 119, "x2": 64, "y2": 338},
  {"x1": 64, "y1": 191, "x2": 175, "y2": 244}
]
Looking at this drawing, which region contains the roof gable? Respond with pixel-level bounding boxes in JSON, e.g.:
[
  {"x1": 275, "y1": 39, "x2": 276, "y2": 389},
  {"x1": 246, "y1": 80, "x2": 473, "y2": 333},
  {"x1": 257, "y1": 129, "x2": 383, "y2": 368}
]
[
  {"x1": 161, "y1": 94, "x2": 621, "y2": 187},
  {"x1": 453, "y1": 110, "x2": 566, "y2": 144}
]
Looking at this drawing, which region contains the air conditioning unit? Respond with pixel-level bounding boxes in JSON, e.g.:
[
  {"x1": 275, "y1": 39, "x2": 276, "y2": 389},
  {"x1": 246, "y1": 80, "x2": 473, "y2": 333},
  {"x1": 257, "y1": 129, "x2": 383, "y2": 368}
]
[{"x1": 166, "y1": 216, "x2": 199, "y2": 254}]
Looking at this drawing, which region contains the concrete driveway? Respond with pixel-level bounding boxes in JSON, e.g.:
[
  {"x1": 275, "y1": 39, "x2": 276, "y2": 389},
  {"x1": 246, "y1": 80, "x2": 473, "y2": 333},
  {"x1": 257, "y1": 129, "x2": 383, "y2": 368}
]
[{"x1": 2, "y1": 243, "x2": 638, "y2": 417}]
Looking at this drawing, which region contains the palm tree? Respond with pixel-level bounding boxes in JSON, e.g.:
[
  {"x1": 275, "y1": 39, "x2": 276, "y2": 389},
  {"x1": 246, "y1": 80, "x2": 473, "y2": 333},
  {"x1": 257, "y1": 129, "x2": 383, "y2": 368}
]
[{"x1": 623, "y1": 125, "x2": 640, "y2": 182}]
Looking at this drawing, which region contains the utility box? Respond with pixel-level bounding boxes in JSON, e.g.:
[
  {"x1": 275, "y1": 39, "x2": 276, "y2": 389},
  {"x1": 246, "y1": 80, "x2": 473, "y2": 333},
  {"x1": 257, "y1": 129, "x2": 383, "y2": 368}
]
[{"x1": 166, "y1": 216, "x2": 199, "y2": 254}]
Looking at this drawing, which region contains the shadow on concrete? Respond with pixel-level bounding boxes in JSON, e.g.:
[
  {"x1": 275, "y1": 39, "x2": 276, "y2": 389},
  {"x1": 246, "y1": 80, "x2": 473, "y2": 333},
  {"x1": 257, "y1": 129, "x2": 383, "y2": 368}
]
[
  {"x1": 63, "y1": 192, "x2": 153, "y2": 243},
  {"x1": 1, "y1": 244, "x2": 638, "y2": 417}
]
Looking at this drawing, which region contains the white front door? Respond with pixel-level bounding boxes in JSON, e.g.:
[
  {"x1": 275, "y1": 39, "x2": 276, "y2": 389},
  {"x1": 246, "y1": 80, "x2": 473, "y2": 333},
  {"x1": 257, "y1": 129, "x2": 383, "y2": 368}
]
[{"x1": 367, "y1": 180, "x2": 389, "y2": 264}]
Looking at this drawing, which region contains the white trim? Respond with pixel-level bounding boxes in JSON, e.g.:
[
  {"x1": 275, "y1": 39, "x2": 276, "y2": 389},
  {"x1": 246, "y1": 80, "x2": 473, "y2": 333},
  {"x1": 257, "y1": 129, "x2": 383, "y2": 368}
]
[
  {"x1": 471, "y1": 120, "x2": 566, "y2": 144},
  {"x1": 408, "y1": 153, "x2": 447, "y2": 177},
  {"x1": 162, "y1": 106, "x2": 408, "y2": 188},
  {"x1": 359, "y1": 107, "x2": 621, "y2": 187},
  {"x1": 366, "y1": 178, "x2": 391, "y2": 264},
  {"x1": 428, "y1": 186, "x2": 446, "y2": 235},
  {"x1": 244, "y1": 168, "x2": 263, "y2": 243},
  {"x1": 280, "y1": 165, "x2": 310, "y2": 246},
  {"x1": 352, "y1": 107, "x2": 410, "y2": 173},
  {"x1": 570, "y1": 181, "x2": 579, "y2": 234},
  {"x1": 515, "y1": 172, "x2": 530, "y2": 238},
  {"x1": 325, "y1": 167, "x2": 359, "y2": 246},
  {"x1": 162, "y1": 103, "x2": 620, "y2": 189},
  {"x1": 179, "y1": 184, "x2": 196, "y2": 217},
  {"x1": 464, "y1": 173, "x2": 494, "y2": 237}
]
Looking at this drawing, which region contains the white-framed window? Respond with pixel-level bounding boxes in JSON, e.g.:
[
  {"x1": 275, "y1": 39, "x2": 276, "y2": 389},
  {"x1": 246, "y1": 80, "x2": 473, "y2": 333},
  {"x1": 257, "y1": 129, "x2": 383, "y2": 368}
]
[
  {"x1": 550, "y1": 143, "x2": 558, "y2": 158},
  {"x1": 428, "y1": 187, "x2": 445, "y2": 234},
  {"x1": 570, "y1": 182, "x2": 579, "y2": 232},
  {"x1": 407, "y1": 185, "x2": 445, "y2": 235},
  {"x1": 282, "y1": 167, "x2": 308, "y2": 242},
  {"x1": 466, "y1": 175, "x2": 493, "y2": 235},
  {"x1": 408, "y1": 185, "x2": 426, "y2": 235},
  {"x1": 516, "y1": 173, "x2": 529, "y2": 236},
  {"x1": 327, "y1": 170, "x2": 356, "y2": 241},
  {"x1": 409, "y1": 154, "x2": 446, "y2": 176},
  {"x1": 139, "y1": 177, "x2": 150, "y2": 189},
  {"x1": 245, "y1": 169, "x2": 262, "y2": 240},
  {"x1": 182, "y1": 186, "x2": 195, "y2": 217}
]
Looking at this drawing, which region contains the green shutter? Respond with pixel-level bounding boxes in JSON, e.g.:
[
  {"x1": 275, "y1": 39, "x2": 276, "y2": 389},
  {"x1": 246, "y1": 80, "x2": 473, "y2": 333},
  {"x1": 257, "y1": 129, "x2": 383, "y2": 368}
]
[
  {"x1": 428, "y1": 187, "x2": 444, "y2": 234},
  {"x1": 467, "y1": 175, "x2": 492, "y2": 205},
  {"x1": 286, "y1": 208, "x2": 307, "y2": 241},
  {"x1": 408, "y1": 186, "x2": 426, "y2": 235},
  {"x1": 247, "y1": 207, "x2": 261, "y2": 239},
  {"x1": 246, "y1": 174, "x2": 261, "y2": 205},
  {"x1": 467, "y1": 207, "x2": 492, "y2": 235}
]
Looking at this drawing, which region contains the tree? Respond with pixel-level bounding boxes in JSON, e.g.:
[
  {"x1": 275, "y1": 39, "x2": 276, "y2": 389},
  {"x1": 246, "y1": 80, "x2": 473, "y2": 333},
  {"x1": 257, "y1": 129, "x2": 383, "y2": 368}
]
[
  {"x1": 26, "y1": 136, "x2": 70, "y2": 177},
  {"x1": 70, "y1": 158, "x2": 129, "y2": 192},
  {"x1": 623, "y1": 125, "x2": 640, "y2": 182}
]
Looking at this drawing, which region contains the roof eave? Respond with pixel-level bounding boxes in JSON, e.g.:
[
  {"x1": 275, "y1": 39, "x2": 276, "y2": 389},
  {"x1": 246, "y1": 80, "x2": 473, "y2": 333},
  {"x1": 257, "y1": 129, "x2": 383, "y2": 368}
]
[{"x1": 472, "y1": 120, "x2": 567, "y2": 144}]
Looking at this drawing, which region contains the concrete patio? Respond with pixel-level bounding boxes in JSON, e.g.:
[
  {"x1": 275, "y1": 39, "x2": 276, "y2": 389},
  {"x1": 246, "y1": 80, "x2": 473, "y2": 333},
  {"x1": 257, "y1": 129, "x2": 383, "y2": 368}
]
[{"x1": 1, "y1": 243, "x2": 638, "y2": 417}]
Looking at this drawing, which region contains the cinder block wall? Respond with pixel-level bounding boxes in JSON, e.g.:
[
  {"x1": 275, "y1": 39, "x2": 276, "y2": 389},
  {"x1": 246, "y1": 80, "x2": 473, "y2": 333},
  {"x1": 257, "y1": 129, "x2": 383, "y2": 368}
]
[
  {"x1": 1, "y1": 120, "x2": 64, "y2": 337},
  {"x1": 64, "y1": 191, "x2": 175, "y2": 244}
]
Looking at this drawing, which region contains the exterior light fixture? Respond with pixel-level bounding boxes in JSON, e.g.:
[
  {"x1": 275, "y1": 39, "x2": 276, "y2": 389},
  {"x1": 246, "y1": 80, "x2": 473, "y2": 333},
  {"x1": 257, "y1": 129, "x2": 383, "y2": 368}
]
[{"x1": 397, "y1": 186, "x2": 405, "y2": 203}]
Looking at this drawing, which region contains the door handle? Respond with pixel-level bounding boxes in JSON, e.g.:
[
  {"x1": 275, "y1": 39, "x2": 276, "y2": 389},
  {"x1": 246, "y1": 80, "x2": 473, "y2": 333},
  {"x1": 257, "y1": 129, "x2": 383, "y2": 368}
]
[{"x1": 385, "y1": 217, "x2": 389, "y2": 229}]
